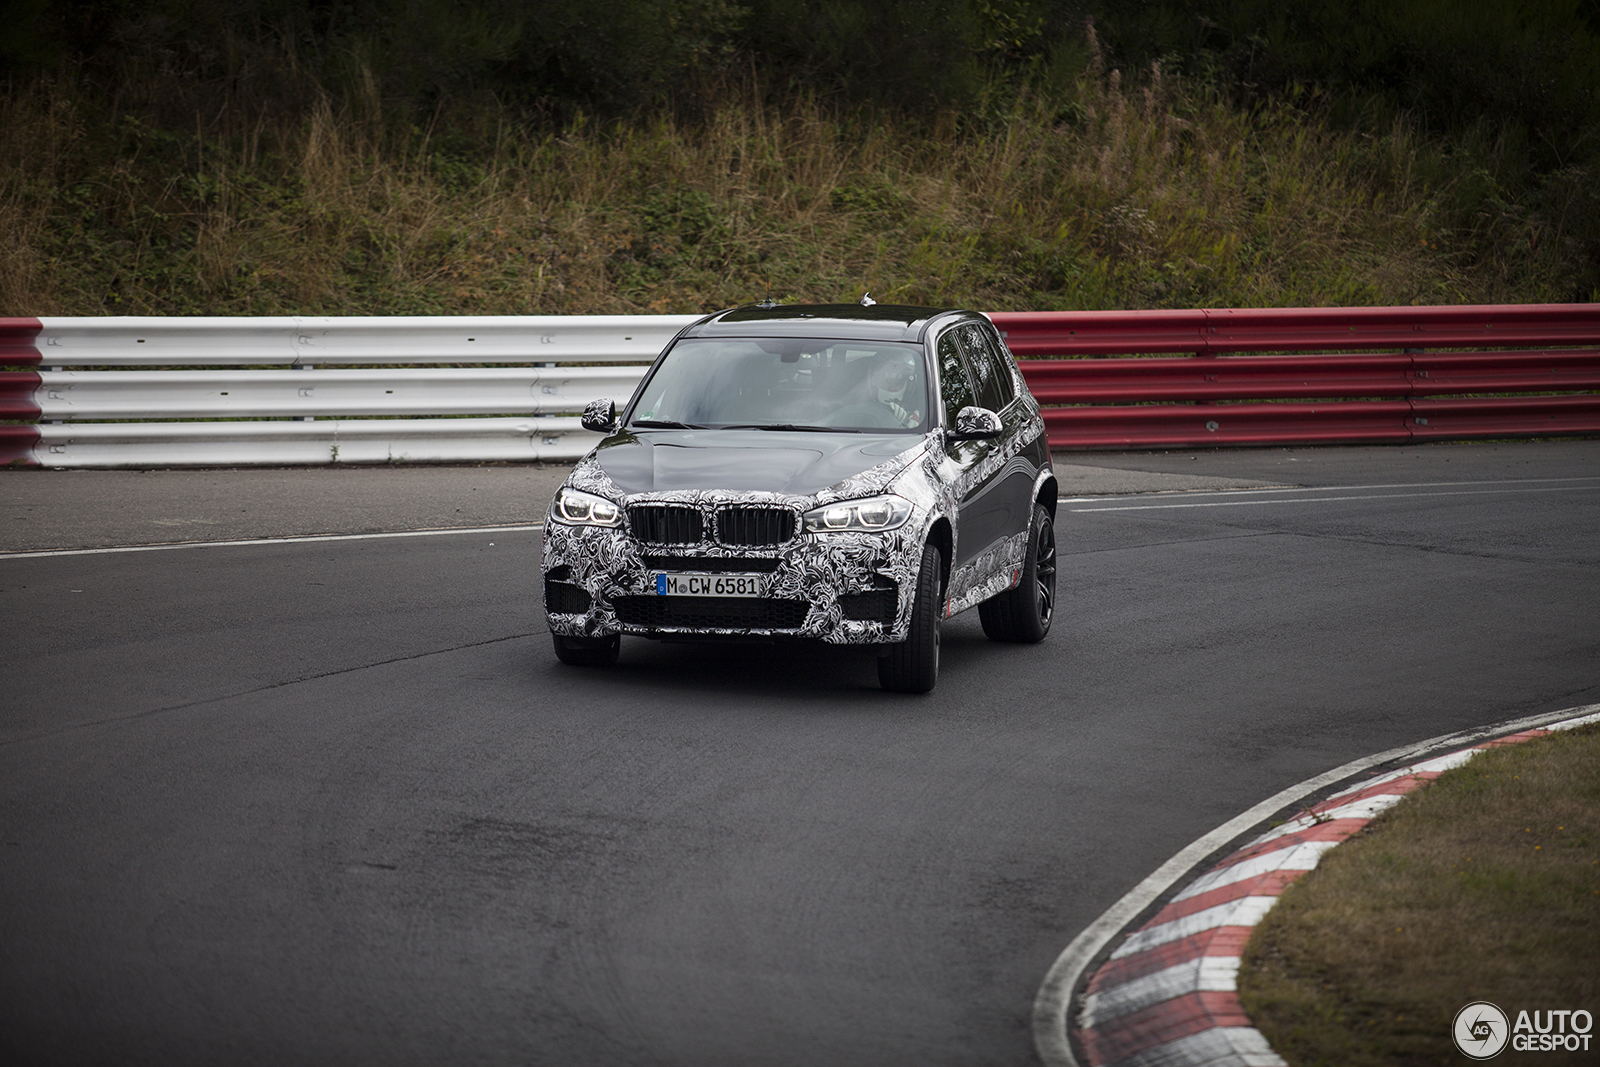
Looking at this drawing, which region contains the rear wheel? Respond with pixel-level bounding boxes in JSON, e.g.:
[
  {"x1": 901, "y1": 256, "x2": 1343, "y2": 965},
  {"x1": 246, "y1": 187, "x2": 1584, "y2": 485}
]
[
  {"x1": 978, "y1": 503, "x2": 1055, "y2": 643},
  {"x1": 551, "y1": 632, "x2": 621, "y2": 667},
  {"x1": 879, "y1": 545, "x2": 941, "y2": 693}
]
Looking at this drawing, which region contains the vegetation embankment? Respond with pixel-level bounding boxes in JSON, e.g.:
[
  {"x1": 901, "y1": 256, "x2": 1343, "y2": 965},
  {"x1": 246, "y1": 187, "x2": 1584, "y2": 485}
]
[
  {"x1": 3, "y1": 2, "x2": 1600, "y2": 318},
  {"x1": 1239, "y1": 723, "x2": 1600, "y2": 1066}
]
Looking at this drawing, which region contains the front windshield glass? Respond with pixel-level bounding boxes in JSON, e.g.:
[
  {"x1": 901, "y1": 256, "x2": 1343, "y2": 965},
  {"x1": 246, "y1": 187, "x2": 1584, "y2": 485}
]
[{"x1": 628, "y1": 337, "x2": 930, "y2": 433}]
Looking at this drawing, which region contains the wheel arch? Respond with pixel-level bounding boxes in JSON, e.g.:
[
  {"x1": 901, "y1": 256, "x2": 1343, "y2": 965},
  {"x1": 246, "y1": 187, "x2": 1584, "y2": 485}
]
[{"x1": 1035, "y1": 471, "x2": 1058, "y2": 520}]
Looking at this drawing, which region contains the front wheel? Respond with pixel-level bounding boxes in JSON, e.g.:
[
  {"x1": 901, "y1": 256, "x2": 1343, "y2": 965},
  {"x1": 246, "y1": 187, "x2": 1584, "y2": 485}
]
[
  {"x1": 978, "y1": 503, "x2": 1055, "y2": 643},
  {"x1": 551, "y1": 632, "x2": 620, "y2": 667},
  {"x1": 879, "y1": 544, "x2": 941, "y2": 693}
]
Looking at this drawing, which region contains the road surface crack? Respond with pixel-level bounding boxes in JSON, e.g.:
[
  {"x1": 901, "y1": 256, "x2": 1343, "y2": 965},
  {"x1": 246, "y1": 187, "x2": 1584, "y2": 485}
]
[{"x1": 0, "y1": 628, "x2": 548, "y2": 748}]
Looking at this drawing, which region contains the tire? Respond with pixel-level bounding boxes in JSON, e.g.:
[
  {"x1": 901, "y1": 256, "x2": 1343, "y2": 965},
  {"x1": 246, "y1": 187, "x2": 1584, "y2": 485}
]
[
  {"x1": 978, "y1": 503, "x2": 1055, "y2": 643},
  {"x1": 551, "y1": 632, "x2": 621, "y2": 667},
  {"x1": 879, "y1": 544, "x2": 941, "y2": 693}
]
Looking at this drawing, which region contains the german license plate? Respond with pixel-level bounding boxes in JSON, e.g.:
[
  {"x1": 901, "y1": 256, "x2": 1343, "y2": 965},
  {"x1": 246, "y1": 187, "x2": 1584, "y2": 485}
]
[{"x1": 653, "y1": 573, "x2": 765, "y2": 597}]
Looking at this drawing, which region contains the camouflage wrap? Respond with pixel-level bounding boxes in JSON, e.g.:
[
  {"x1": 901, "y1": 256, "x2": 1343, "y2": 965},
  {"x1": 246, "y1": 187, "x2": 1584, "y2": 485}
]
[{"x1": 542, "y1": 439, "x2": 940, "y2": 643}]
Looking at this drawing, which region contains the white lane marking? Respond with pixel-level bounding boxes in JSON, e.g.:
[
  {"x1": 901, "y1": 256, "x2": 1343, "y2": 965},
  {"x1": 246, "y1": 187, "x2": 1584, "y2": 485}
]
[
  {"x1": 1031, "y1": 702, "x2": 1600, "y2": 1067},
  {"x1": 1058, "y1": 475, "x2": 1600, "y2": 505},
  {"x1": 1080, "y1": 956, "x2": 1242, "y2": 1029},
  {"x1": 0, "y1": 524, "x2": 544, "y2": 561},
  {"x1": 1069, "y1": 483, "x2": 1600, "y2": 512},
  {"x1": 1323, "y1": 747, "x2": 1482, "y2": 801},
  {"x1": 1548, "y1": 708, "x2": 1600, "y2": 732}
]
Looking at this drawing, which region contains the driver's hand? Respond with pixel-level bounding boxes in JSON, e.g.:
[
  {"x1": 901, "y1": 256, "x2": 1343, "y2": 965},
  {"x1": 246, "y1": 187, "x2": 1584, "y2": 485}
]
[{"x1": 885, "y1": 400, "x2": 919, "y2": 428}]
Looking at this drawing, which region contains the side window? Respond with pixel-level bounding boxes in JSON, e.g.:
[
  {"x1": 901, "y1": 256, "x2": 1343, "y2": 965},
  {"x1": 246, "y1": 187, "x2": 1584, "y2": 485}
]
[
  {"x1": 983, "y1": 325, "x2": 1018, "y2": 407},
  {"x1": 959, "y1": 323, "x2": 1014, "y2": 411},
  {"x1": 936, "y1": 331, "x2": 976, "y2": 425}
]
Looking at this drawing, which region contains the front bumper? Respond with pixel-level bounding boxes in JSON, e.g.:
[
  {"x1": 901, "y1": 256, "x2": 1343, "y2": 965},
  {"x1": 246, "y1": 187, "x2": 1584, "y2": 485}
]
[{"x1": 541, "y1": 509, "x2": 928, "y2": 644}]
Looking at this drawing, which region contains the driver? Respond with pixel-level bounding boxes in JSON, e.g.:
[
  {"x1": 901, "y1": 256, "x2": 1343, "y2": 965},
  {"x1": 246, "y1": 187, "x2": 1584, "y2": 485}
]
[{"x1": 865, "y1": 352, "x2": 923, "y2": 428}]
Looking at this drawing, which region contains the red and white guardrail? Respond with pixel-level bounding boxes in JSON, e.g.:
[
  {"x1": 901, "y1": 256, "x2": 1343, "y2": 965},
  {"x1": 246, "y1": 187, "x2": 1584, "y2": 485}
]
[
  {"x1": 3, "y1": 305, "x2": 1598, "y2": 466},
  {"x1": 0, "y1": 315, "x2": 694, "y2": 467},
  {"x1": 988, "y1": 305, "x2": 1600, "y2": 448}
]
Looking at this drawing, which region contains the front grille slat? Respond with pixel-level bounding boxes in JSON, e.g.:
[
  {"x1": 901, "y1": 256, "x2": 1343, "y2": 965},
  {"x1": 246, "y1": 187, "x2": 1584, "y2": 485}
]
[
  {"x1": 628, "y1": 504, "x2": 793, "y2": 546},
  {"x1": 629, "y1": 505, "x2": 703, "y2": 544},
  {"x1": 614, "y1": 596, "x2": 810, "y2": 630},
  {"x1": 716, "y1": 507, "x2": 795, "y2": 546}
]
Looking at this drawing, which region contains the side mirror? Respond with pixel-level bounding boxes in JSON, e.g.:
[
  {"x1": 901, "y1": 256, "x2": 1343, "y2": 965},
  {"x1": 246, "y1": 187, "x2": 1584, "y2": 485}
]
[
  {"x1": 947, "y1": 405, "x2": 1003, "y2": 441},
  {"x1": 581, "y1": 399, "x2": 617, "y2": 433}
]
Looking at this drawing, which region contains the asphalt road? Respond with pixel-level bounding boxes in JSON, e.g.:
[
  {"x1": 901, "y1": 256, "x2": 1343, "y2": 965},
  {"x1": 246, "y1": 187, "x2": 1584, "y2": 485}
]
[
  {"x1": 0, "y1": 460, "x2": 1279, "y2": 554},
  {"x1": 2, "y1": 440, "x2": 1597, "y2": 1066}
]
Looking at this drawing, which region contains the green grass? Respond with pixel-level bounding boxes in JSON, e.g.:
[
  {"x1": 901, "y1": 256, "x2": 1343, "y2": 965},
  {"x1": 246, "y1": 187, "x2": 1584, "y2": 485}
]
[
  {"x1": 1238, "y1": 723, "x2": 1600, "y2": 1066},
  {"x1": 3, "y1": 35, "x2": 1595, "y2": 321}
]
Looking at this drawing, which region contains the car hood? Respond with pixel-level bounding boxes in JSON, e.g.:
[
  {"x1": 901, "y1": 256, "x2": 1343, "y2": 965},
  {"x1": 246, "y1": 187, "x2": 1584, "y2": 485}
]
[{"x1": 593, "y1": 429, "x2": 924, "y2": 498}]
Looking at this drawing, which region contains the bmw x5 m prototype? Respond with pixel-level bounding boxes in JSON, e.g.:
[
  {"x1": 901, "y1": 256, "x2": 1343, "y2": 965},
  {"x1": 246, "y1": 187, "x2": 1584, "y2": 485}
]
[{"x1": 542, "y1": 302, "x2": 1057, "y2": 692}]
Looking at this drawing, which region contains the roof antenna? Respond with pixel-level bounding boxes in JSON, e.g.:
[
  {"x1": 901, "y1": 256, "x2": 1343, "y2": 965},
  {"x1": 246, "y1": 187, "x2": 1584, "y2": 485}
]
[
  {"x1": 858, "y1": 291, "x2": 876, "y2": 307},
  {"x1": 756, "y1": 297, "x2": 779, "y2": 309}
]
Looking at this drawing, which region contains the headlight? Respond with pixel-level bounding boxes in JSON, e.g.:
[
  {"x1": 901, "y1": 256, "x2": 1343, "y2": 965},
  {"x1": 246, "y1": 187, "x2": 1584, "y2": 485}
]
[
  {"x1": 552, "y1": 487, "x2": 623, "y2": 527},
  {"x1": 802, "y1": 494, "x2": 913, "y2": 533}
]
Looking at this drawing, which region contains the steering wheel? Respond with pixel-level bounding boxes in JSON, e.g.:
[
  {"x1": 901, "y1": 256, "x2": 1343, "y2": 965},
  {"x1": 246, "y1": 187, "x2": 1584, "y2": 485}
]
[{"x1": 823, "y1": 402, "x2": 902, "y2": 429}]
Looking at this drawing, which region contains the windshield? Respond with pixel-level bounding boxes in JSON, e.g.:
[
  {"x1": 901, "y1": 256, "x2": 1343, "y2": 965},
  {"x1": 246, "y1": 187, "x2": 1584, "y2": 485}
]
[{"x1": 628, "y1": 337, "x2": 930, "y2": 433}]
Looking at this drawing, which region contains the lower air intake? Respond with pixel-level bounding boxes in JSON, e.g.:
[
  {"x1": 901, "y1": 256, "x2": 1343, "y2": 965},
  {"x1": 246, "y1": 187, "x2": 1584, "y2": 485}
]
[
  {"x1": 838, "y1": 587, "x2": 897, "y2": 624},
  {"x1": 642, "y1": 555, "x2": 782, "y2": 573},
  {"x1": 613, "y1": 596, "x2": 810, "y2": 630},
  {"x1": 544, "y1": 581, "x2": 593, "y2": 614}
]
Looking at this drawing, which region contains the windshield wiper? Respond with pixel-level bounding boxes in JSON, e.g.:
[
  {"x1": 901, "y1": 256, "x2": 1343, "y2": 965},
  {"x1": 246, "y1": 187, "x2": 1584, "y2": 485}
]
[
  {"x1": 716, "y1": 423, "x2": 864, "y2": 432},
  {"x1": 631, "y1": 419, "x2": 705, "y2": 429}
]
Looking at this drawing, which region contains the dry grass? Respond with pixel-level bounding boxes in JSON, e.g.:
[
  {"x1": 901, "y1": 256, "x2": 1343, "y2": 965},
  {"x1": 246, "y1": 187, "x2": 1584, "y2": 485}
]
[
  {"x1": 1238, "y1": 723, "x2": 1600, "y2": 1066},
  {"x1": 0, "y1": 42, "x2": 1586, "y2": 319}
]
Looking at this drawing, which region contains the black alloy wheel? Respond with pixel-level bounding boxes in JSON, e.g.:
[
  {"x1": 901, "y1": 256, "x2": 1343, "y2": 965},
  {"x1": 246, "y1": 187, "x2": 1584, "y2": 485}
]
[
  {"x1": 978, "y1": 502, "x2": 1055, "y2": 643},
  {"x1": 551, "y1": 632, "x2": 621, "y2": 667},
  {"x1": 879, "y1": 544, "x2": 941, "y2": 693}
]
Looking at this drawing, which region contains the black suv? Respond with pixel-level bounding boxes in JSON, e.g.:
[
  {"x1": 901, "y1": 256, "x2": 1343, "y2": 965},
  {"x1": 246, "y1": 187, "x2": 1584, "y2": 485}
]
[{"x1": 541, "y1": 302, "x2": 1057, "y2": 692}]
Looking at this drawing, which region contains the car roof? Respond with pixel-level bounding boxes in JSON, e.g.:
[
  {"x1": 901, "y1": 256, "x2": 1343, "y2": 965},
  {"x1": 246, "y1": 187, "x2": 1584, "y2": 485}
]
[{"x1": 683, "y1": 303, "x2": 978, "y2": 343}]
